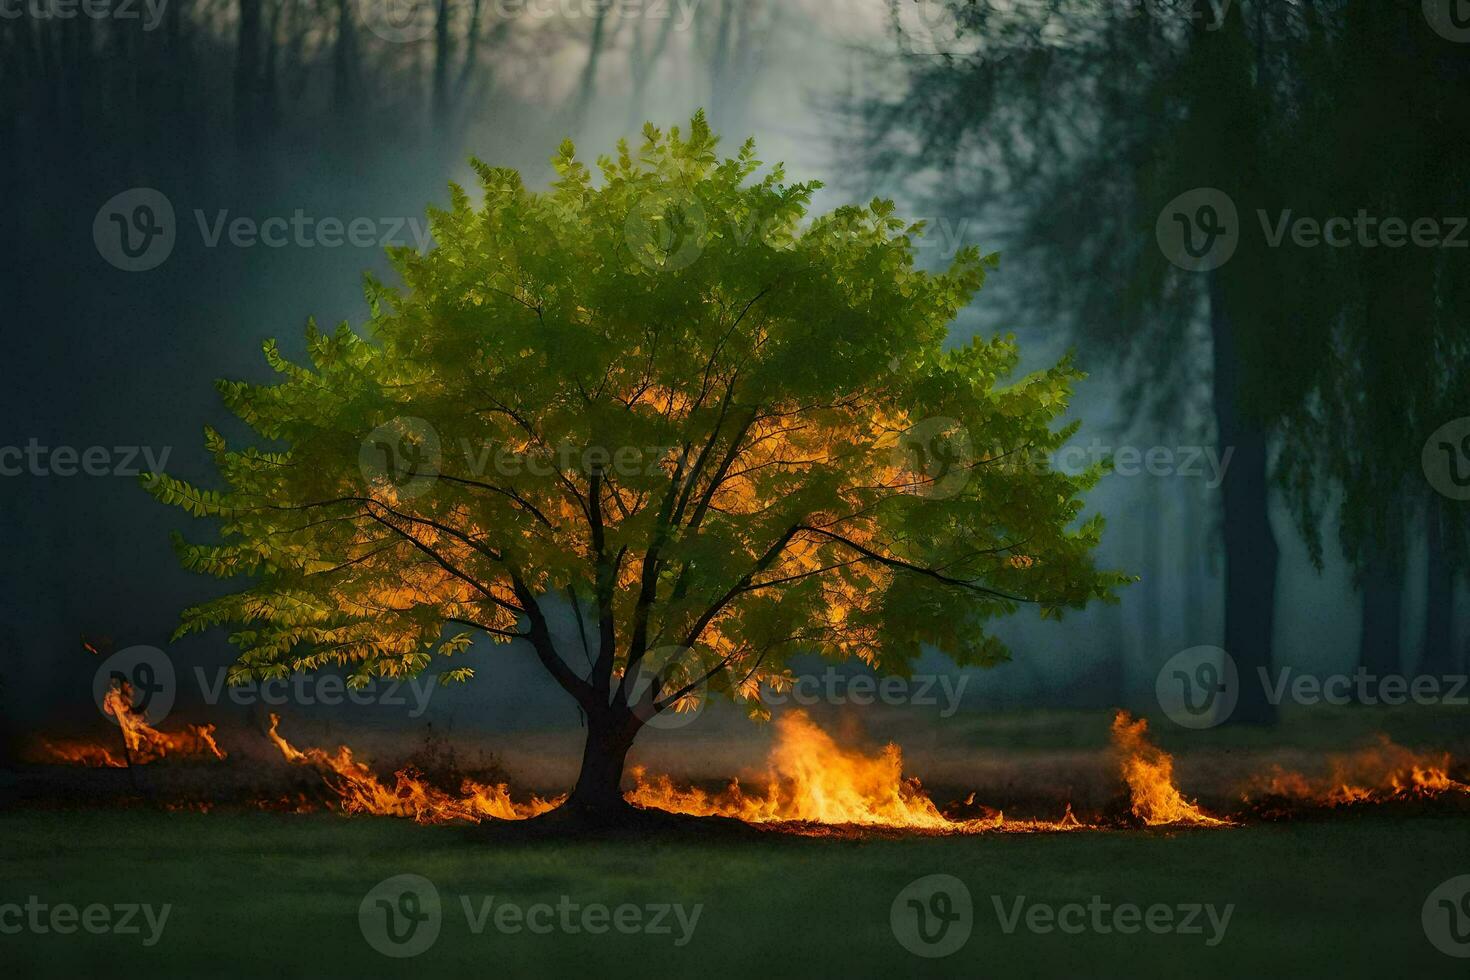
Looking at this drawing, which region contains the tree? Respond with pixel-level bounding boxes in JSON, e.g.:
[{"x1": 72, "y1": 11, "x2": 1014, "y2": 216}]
[
  {"x1": 145, "y1": 113, "x2": 1126, "y2": 822},
  {"x1": 856, "y1": 0, "x2": 1440, "y2": 722},
  {"x1": 1271, "y1": 0, "x2": 1470, "y2": 684}
]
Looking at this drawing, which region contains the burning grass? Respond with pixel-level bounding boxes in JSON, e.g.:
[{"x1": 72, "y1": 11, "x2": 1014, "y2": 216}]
[
  {"x1": 1242, "y1": 734, "x2": 1470, "y2": 813},
  {"x1": 257, "y1": 707, "x2": 1221, "y2": 833},
  {"x1": 1112, "y1": 711, "x2": 1231, "y2": 827},
  {"x1": 265, "y1": 714, "x2": 561, "y2": 822},
  {"x1": 626, "y1": 710, "x2": 1089, "y2": 833},
  {"x1": 21, "y1": 700, "x2": 1470, "y2": 835},
  {"x1": 30, "y1": 682, "x2": 226, "y2": 768}
]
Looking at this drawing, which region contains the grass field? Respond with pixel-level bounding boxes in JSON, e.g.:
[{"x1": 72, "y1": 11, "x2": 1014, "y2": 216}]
[{"x1": 2, "y1": 808, "x2": 1467, "y2": 978}]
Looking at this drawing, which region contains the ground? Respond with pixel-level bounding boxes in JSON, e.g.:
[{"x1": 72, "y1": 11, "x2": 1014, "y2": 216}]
[{"x1": 2, "y1": 809, "x2": 1466, "y2": 977}]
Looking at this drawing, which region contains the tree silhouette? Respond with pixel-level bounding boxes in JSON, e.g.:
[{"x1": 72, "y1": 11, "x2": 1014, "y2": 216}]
[{"x1": 857, "y1": 0, "x2": 1468, "y2": 716}]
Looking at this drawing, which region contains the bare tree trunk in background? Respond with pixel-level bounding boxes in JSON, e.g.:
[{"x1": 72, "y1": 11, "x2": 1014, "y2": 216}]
[
  {"x1": 451, "y1": 0, "x2": 490, "y2": 110},
  {"x1": 433, "y1": 0, "x2": 451, "y2": 129},
  {"x1": 571, "y1": 2, "x2": 612, "y2": 132},
  {"x1": 1183, "y1": 480, "x2": 1208, "y2": 642},
  {"x1": 263, "y1": 0, "x2": 287, "y2": 132},
  {"x1": 1421, "y1": 498, "x2": 1459, "y2": 675},
  {"x1": 626, "y1": 12, "x2": 675, "y2": 133},
  {"x1": 434, "y1": 0, "x2": 492, "y2": 144},
  {"x1": 334, "y1": 0, "x2": 358, "y2": 112},
  {"x1": 235, "y1": 0, "x2": 262, "y2": 148},
  {"x1": 1140, "y1": 474, "x2": 1164, "y2": 659},
  {"x1": 1358, "y1": 523, "x2": 1406, "y2": 684},
  {"x1": 706, "y1": 0, "x2": 734, "y2": 124},
  {"x1": 165, "y1": 0, "x2": 191, "y2": 134},
  {"x1": 1210, "y1": 274, "x2": 1278, "y2": 724}
]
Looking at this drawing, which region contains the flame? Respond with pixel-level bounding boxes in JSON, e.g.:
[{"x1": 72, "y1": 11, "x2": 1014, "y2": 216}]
[
  {"x1": 39, "y1": 693, "x2": 1465, "y2": 833},
  {"x1": 1110, "y1": 710, "x2": 1229, "y2": 827},
  {"x1": 1246, "y1": 735, "x2": 1470, "y2": 807},
  {"x1": 626, "y1": 710, "x2": 1085, "y2": 832},
  {"x1": 31, "y1": 739, "x2": 130, "y2": 768},
  {"x1": 266, "y1": 714, "x2": 560, "y2": 822},
  {"x1": 31, "y1": 682, "x2": 225, "y2": 766}
]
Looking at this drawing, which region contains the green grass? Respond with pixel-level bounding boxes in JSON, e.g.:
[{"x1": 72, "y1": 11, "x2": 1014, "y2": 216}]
[{"x1": 2, "y1": 809, "x2": 1467, "y2": 978}]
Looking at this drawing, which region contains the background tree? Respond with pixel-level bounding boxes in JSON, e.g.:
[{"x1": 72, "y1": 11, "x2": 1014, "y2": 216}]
[
  {"x1": 145, "y1": 115, "x2": 1126, "y2": 821},
  {"x1": 1273, "y1": 0, "x2": 1470, "y2": 683},
  {"x1": 857, "y1": 0, "x2": 1468, "y2": 718}
]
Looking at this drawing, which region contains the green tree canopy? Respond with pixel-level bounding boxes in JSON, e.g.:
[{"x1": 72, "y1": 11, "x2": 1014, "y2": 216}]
[{"x1": 146, "y1": 113, "x2": 1125, "y2": 817}]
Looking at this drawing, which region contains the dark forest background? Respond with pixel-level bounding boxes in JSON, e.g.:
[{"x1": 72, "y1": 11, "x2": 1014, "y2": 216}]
[{"x1": 1, "y1": 0, "x2": 1466, "y2": 751}]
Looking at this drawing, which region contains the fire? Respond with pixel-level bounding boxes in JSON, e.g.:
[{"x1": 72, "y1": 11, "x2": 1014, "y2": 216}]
[
  {"x1": 1246, "y1": 735, "x2": 1470, "y2": 807},
  {"x1": 31, "y1": 682, "x2": 226, "y2": 766},
  {"x1": 1110, "y1": 710, "x2": 1229, "y2": 827},
  {"x1": 266, "y1": 714, "x2": 560, "y2": 823},
  {"x1": 37, "y1": 690, "x2": 1464, "y2": 833},
  {"x1": 627, "y1": 710, "x2": 1085, "y2": 832}
]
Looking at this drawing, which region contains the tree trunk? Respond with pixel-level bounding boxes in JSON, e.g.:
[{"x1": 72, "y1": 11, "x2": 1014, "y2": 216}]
[
  {"x1": 564, "y1": 709, "x2": 638, "y2": 818},
  {"x1": 333, "y1": 0, "x2": 357, "y2": 112},
  {"x1": 1182, "y1": 481, "x2": 1208, "y2": 642},
  {"x1": 235, "y1": 0, "x2": 262, "y2": 149},
  {"x1": 1210, "y1": 274, "x2": 1278, "y2": 724},
  {"x1": 570, "y1": 3, "x2": 610, "y2": 132},
  {"x1": 433, "y1": 0, "x2": 450, "y2": 130},
  {"x1": 1358, "y1": 544, "x2": 1405, "y2": 682},
  {"x1": 1421, "y1": 499, "x2": 1459, "y2": 676}
]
